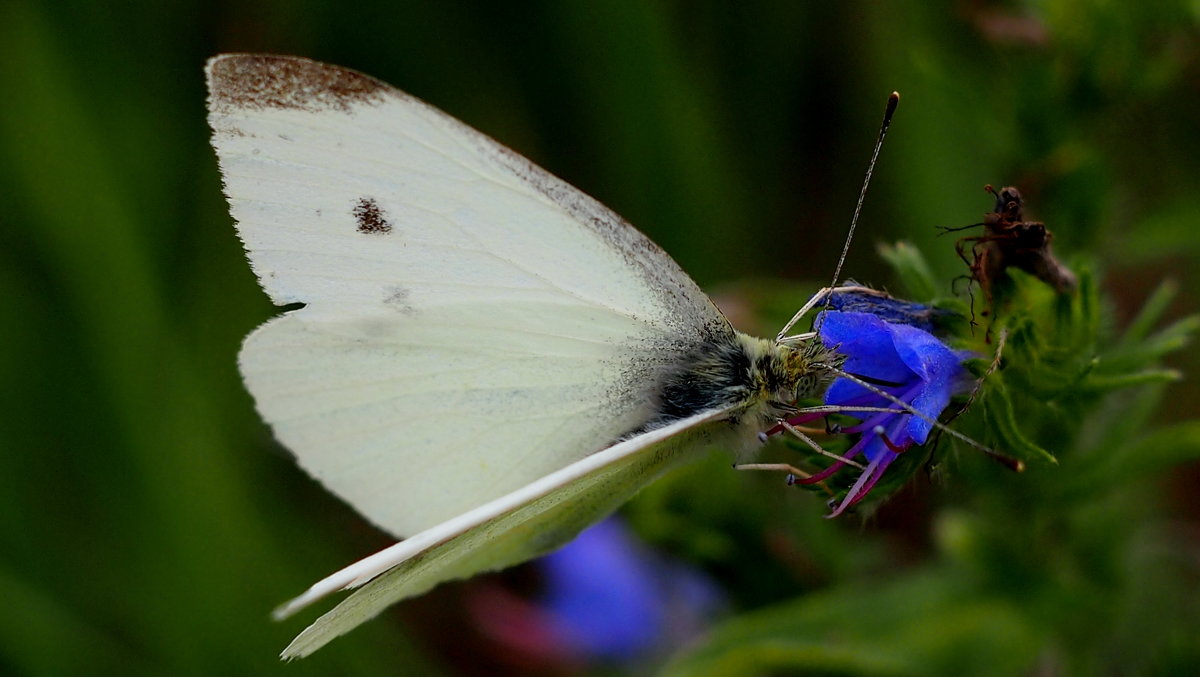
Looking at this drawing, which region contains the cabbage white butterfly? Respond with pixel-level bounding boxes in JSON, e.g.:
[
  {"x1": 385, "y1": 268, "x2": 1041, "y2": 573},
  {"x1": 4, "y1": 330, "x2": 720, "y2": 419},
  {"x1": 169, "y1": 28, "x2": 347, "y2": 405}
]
[{"x1": 207, "y1": 54, "x2": 894, "y2": 658}]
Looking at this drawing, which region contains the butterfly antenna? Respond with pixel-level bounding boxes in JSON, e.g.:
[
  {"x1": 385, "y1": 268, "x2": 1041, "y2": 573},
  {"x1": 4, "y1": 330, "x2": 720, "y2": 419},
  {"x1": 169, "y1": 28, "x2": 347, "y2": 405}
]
[{"x1": 820, "y1": 92, "x2": 901, "y2": 317}]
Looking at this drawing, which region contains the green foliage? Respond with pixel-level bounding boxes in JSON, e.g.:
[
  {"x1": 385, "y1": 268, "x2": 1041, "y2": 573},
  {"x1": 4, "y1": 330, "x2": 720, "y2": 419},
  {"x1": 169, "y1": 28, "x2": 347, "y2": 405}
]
[
  {"x1": 657, "y1": 247, "x2": 1199, "y2": 675},
  {"x1": 664, "y1": 571, "x2": 1041, "y2": 677}
]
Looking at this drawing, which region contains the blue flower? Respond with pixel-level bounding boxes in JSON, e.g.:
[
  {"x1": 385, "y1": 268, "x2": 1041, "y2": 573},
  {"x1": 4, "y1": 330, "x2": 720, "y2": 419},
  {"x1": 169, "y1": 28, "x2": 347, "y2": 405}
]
[
  {"x1": 824, "y1": 287, "x2": 948, "y2": 333},
  {"x1": 467, "y1": 518, "x2": 723, "y2": 665},
  {"x1": 798, "y1": 310, "x2": 972, "y2": 516},
  {"x1": 539, "y1": 518, "x2": 665, "y2": 659},
  {"x1": 538, "y1": 518, "x2": 723, "y2": 662}
]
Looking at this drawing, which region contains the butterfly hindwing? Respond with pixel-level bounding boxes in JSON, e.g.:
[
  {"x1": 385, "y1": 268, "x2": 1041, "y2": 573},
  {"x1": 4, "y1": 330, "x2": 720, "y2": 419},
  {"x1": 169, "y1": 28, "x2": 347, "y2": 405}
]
[{"x1": 276, "y1": 408, "x2": 734, "y2": 659}]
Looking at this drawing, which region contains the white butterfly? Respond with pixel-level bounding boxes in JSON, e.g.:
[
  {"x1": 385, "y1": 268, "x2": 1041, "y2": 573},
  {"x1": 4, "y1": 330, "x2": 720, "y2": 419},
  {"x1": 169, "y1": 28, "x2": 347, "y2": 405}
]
[{"x1": 207, "y1": 54, "x2": 850, "y2": 658}]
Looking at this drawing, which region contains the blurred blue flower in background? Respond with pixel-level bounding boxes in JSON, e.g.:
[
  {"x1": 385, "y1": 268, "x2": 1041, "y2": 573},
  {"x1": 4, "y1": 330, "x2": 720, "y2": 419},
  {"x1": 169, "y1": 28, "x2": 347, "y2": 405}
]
[
  {"x1": 469, "y1": 518, "x2": 724, "y2": 667},
  {"x1": 797, "y1": 309, "x2": 972, "y2": 516},
  {"x1": 539, "y1": 518, "x2": 722, "y2": 661}
]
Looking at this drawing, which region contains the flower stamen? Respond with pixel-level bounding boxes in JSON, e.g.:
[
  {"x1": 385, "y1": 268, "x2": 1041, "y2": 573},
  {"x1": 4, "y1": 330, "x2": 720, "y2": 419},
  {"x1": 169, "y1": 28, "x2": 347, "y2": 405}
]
[{"x1": 872, "y1": 425, "x2": 910, "y2": 454}]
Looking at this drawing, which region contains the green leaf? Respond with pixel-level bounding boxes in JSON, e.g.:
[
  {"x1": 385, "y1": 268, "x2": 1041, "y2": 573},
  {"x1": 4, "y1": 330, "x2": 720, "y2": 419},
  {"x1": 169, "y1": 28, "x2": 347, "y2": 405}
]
[
  {"x1": 1102, "y1": 315, "x2": 1200, "y2": 374},
  {"x1": 1062, "y1": 421, "x2": 1200, "y2": 498},
  {"x1": 1082, "y1": 368, "x2": 1182, "y2": 392},
  {"x1": 663, "y1": 570, "x2": 1043, "y2": 677},
  {"x1": 1120, "y1": 279, "x2": 1178, "y2": 345},
  {"x1": 981, "y1": 377, "x2": 1058, "y2": 465},
  {"x1": 877, "y1": 240, "x2": 939, "y2": 301}
]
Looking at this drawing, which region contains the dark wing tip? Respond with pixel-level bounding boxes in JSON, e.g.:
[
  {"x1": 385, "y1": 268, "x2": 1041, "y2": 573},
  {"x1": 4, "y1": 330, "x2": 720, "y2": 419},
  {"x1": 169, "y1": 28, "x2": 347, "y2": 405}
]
[{"x1": 205, "y1": 54, "x2": 390, "y2": 114}]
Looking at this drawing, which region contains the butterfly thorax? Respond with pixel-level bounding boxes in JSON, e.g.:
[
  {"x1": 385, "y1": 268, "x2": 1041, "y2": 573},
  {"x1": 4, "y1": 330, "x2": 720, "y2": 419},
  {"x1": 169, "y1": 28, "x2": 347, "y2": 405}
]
[{"x1": 649, "y1": 331, "x2": 839, "y2": 432}]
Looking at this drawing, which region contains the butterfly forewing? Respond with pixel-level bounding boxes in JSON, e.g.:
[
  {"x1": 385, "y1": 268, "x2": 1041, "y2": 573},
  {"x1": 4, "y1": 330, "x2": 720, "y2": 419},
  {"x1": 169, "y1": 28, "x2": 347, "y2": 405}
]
[{"x1": 206, "y1": 55, "x2": 732, "y2": 538}]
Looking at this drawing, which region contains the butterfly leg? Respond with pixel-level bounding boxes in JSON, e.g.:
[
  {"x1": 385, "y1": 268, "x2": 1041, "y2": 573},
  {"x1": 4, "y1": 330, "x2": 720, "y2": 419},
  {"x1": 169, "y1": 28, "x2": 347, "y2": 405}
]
[
  {"x1": 733, "y1": 462, "x2": 813, "y2": 478},
  {"x1": 776, "y1": 419, "x2": 865, "y2": 469},
  {"x1": 732, "y1": 462, "x2": 837, "y2": 497}
]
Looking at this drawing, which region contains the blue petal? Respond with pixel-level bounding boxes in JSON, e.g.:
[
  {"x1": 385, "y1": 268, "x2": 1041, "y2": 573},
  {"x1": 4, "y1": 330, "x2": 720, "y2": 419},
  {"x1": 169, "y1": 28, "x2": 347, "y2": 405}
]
[
  {"x1": 906, "y1": 379, "x2": 953, "y2": 443},
  {"x1": 891, "y1": 327, "x2": 967, "y2": 442},
  {"x1": 825, "y1": 288, "x2": 945, "y2": 332},
  {"x1": 825, "y1": 378, "x2": 892, "y2": 409},
  {"x1": 889, "y1": 322, "x2": 963, "y2": 383},
  {"x1": 821, "y1": 310, "x2": 969, "y2": 446},
  {"x1": 818, "y1": 312, "x2": 915, "y2": 384}
]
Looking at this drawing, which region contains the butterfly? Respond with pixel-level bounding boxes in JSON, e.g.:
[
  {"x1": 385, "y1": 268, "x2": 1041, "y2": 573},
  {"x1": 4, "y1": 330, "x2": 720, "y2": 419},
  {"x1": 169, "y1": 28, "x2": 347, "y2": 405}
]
[{"x1": 206, "y1": 54, "x2": 899, "y2": 658}]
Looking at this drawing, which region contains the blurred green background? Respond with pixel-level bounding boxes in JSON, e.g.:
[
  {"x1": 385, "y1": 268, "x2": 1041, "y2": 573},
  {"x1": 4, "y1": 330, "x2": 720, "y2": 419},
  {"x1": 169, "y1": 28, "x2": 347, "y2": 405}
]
[{"x1": 2, "y1": 1, "x2": 1198, "y2": 675}]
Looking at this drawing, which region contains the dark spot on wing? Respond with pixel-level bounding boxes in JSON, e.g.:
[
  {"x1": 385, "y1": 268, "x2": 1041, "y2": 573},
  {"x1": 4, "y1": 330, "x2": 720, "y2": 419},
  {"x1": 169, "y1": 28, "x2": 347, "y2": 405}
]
[
  {"x1": 354, "y1": 197, "x2": 393, "y2": 234},
  {"x1": 206, "y1": 54, "x2": 389, "y2": 114},
  {"x1": 383, "y1": 286, "x2": 416, "y2": 315}
]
